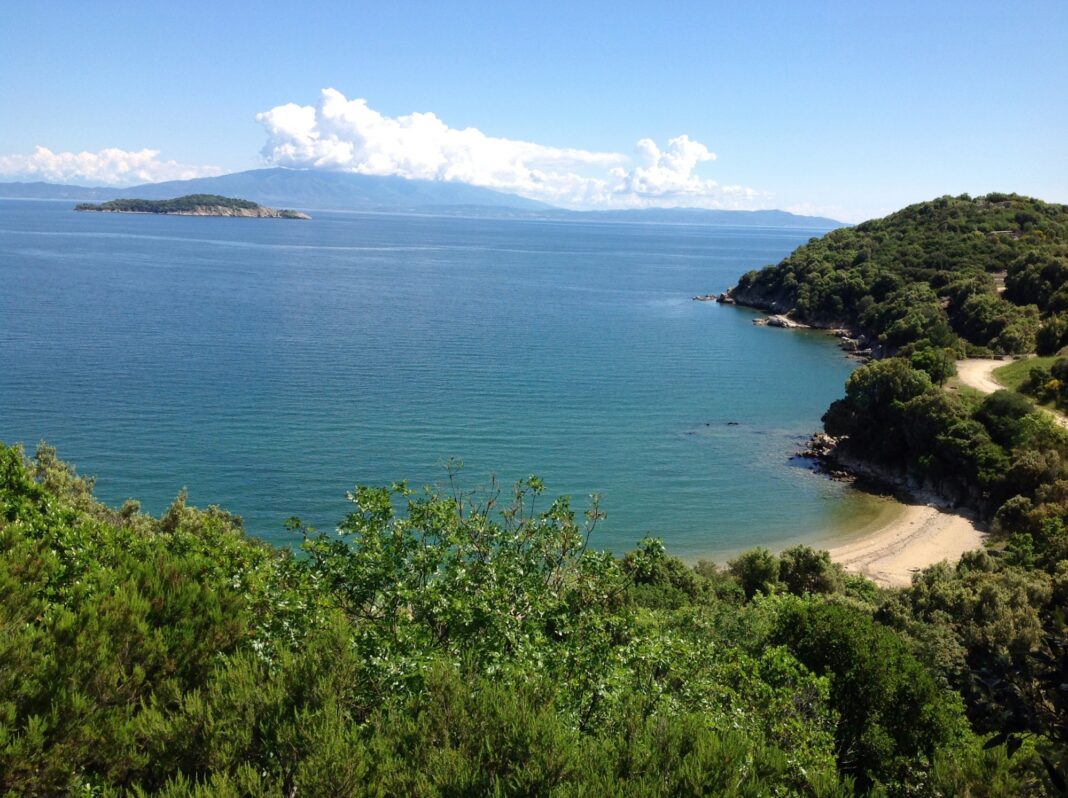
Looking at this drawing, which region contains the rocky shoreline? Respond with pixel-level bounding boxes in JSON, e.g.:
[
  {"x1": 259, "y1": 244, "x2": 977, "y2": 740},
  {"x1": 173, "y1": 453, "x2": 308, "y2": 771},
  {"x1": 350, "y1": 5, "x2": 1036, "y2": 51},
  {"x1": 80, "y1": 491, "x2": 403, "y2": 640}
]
[
  {"x1": 795, "y1": 430, "x2": 984, "y2": 517},
  {"x1": 795, "y1": 432, "x2": 856, "y2": 482},
  {"x1": 699, "y1": 282, "x2": 984, "y2": 519},
  {"x1": 694, "y1": 287, "x2": 876, "y2": 359}
]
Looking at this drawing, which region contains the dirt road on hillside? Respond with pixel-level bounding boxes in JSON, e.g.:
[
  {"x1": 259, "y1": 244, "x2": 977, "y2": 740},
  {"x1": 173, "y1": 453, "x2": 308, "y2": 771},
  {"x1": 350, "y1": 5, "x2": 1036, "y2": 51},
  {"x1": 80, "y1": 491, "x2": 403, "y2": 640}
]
[{"x1": 953, "y1": 357, "x2": 1068, "y2": 429}]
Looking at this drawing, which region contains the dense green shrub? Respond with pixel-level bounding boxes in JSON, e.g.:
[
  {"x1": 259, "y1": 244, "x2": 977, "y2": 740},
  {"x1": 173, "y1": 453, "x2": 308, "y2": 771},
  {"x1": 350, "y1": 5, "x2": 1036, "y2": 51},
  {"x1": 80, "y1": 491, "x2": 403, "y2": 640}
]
[
  {"x1": 728, "y1": 548, "x2": 781, "y2": 599},
  {"x1": 1036, "y1": 314, "x2": 1068, "y2": 355},
  {"x1": 1, "y1": 440, "x2": 1040, "y2": 795},
  {"x1": 778, "y1": 546, "x2": 845, "y2": 596},
  {"x1": 0, "y1": 444, "x2": 860, "y2": 795},
  {"x1": 771, "y1": 598, "x2": 972, "y2": 793}
]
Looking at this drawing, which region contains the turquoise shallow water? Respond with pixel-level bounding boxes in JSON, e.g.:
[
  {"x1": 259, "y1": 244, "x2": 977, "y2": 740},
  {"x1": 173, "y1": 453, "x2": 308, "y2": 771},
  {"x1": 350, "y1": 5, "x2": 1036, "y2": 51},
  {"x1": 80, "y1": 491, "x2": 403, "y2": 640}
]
[{"x1": 0, "y1": 200, "x2": 876, "y2": 560}]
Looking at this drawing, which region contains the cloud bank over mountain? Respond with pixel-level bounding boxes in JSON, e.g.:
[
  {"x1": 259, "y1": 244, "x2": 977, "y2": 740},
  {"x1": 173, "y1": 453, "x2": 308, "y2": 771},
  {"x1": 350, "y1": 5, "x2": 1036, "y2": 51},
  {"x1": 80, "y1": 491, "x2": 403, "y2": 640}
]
[
  {"x1": 256, "y1": 89, "x2": 762, "y2": 209},
  {"x1": 0, "y1": 90, "x2": 763, "y2": 210},
  {"x1": 0, "y1": 146, "x2": 223, "y2": 186}
]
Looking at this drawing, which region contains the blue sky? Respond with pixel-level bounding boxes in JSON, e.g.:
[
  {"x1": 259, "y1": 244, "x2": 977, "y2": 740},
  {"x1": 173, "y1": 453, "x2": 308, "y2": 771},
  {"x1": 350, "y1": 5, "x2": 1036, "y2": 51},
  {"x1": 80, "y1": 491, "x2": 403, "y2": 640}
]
[{"x1": 1, "y1": 0, "x2": 1065, "y2": 221}]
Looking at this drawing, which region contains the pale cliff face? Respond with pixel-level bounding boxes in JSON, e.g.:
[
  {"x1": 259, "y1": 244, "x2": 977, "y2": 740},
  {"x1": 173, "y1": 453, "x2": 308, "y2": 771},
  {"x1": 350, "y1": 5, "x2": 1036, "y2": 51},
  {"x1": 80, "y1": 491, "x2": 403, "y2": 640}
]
[
  {"x1": 169, "y1": 206, "x2": 310, "y2": 219},
  {"x1": 86, "y1": 205, "x2": 310, "y2": 219}
]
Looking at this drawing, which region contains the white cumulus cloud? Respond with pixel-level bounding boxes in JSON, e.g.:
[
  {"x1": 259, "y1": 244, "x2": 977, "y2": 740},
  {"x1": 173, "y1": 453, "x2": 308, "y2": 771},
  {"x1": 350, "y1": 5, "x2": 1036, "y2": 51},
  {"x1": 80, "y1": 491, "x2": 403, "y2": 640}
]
[
  {"x1": 0, "y1": 146, "x2": 224, "y2": 186},
  {"x1": 257, "y1": 89, "x2": 764, "y2": 209}
]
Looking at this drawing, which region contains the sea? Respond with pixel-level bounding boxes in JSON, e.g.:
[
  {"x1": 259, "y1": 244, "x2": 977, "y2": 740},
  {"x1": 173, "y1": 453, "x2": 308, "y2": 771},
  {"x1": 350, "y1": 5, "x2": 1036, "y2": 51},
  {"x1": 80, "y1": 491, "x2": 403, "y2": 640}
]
[{"x1": 0, "y1": 199, "x2": 888, "y2": 561}]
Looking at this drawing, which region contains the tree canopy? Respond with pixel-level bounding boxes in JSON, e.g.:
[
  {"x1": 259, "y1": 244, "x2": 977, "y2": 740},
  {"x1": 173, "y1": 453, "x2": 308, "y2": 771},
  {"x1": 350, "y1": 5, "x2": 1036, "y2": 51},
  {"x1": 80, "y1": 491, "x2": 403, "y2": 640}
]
[
  {"x1": 0, "y1": 442, "x2": 1045, "y2": 796},
  {"x1": 734, "y1": 194, "x2": 1068, "y2": 356}
]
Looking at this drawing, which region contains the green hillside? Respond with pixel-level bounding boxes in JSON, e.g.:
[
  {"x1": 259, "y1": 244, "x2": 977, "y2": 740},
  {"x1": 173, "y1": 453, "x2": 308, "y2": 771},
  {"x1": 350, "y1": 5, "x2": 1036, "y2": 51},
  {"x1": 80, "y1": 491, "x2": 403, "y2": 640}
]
[
  {"x1": 776, "y1": 197, "x2": 1068, "y2": 798},
  {"x1": 733, "y1": 193, "x2": 1068, "y2": 356}
]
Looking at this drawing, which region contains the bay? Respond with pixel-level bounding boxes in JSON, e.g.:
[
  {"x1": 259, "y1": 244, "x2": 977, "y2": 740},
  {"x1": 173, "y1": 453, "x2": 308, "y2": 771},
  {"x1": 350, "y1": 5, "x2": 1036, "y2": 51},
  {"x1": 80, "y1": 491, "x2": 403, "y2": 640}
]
[{"x1": 0, "y1": 200, "x2": 879, "y2": 560}]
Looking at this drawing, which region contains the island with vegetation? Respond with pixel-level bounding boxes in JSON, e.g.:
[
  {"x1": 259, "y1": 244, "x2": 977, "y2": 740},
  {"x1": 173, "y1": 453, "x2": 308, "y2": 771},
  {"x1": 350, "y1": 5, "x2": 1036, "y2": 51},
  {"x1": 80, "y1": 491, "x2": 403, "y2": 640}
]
[
  {"x1": 74, "y1": 193, "x2": 311, "y2": 219},
  {"x1": 3, "y1": 193, "x2": 1068, "y2": 795}
]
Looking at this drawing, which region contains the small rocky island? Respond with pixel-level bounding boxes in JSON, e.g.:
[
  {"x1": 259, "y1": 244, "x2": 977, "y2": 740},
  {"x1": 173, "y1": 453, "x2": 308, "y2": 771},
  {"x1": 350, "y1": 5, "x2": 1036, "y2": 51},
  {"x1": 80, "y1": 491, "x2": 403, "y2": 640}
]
[{"x1": 74, "y1": 194, "x2": 311, "y2": 219}]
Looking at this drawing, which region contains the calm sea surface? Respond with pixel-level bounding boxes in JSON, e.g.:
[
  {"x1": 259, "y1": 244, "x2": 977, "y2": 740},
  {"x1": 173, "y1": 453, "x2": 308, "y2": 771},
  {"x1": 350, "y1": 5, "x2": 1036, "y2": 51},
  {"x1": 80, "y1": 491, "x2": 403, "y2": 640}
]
[{"x1": 0, "y1": 200, "x2": 881, "y2": 559}]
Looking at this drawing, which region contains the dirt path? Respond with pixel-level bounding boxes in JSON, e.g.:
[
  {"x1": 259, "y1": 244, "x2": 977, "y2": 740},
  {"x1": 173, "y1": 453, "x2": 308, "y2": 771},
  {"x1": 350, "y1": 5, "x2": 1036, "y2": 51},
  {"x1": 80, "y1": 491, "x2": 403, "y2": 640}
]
[
  {"x1": 953, "y1": 357, "x2": 1068, "y2": 429},
  {"x1": 953, "y1": 358, "x2": 1010, "y2": 394}
]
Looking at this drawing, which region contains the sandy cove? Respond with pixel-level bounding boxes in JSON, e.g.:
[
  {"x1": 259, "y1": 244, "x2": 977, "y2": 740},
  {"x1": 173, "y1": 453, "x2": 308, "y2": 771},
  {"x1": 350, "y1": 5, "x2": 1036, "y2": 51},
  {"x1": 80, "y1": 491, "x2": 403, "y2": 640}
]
[
  {"x1": 824, "y1": 356, "x2": 1003, "y2": 587},
  {"x1": 829, "y1": 495, "x2": 985, "y2": 588},
  {"x1": 827, "y1": 357, "x2": 1054, "y2": 587}
]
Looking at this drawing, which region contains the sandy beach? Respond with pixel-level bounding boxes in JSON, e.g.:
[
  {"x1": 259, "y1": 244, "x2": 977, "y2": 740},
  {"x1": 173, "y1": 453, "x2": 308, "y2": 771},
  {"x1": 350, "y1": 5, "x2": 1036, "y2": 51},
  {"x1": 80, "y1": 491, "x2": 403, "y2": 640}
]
[
  {"x1": 829, "y1": 495, "x2": 985, "y2": 587},
  {"x1": 825, "y1": 357, "x2": 1037, "y2": 586}
]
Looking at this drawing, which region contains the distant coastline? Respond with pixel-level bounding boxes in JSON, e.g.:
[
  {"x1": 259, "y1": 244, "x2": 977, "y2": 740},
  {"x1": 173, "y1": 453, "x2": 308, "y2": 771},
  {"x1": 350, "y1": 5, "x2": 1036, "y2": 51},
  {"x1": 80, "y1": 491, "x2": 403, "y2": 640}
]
[{"x1": 0, "y1": 167, "x2": 843, "y2": 228}]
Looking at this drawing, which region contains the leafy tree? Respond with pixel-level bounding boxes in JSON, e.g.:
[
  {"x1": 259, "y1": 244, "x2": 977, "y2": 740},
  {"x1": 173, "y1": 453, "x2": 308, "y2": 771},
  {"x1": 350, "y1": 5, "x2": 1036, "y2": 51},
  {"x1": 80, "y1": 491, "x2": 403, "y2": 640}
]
[
  {"x1": 728, "y1": 548, "x2": 781, "y2": 599},
  {"x1": 1036, "y1": 314, "x2": 1068, "y2": 355},
  {"x1": 771, "y1": 598, "x2": 972, "y2": 794},
  {"x1": 975, "y1": 389, "x2": 1037, "y2": 448},
  {"x1": 620, "y1": 536, "x2": 702, "y2": 608},
  {"x1": 778, "y1": 546, "x2": 844, "y2": 596},
  {"x1": 823, "y1": 358, "x2": 933, "y2": 462},
  {"x1": 910, "y1": 346, "x2": 957, "y2": 385}
]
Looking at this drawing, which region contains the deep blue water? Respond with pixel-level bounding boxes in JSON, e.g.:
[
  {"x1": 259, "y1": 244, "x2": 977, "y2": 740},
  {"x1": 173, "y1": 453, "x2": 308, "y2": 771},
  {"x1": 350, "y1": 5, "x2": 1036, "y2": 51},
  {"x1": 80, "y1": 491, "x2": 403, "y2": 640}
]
[{"x1": 0, "y1": 200, "x2": 878, "y2": 559}]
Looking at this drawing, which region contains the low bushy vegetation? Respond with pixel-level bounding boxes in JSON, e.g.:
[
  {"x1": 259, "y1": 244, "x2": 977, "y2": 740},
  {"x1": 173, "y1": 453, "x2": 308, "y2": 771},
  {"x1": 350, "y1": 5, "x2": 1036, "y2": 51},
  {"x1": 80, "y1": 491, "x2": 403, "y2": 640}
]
[
  {"x1": 1, "y1": 442, "x2": 1056, "y2": 795},
  {"x1": 1017, "y1": 355, "x2": 1068, "y2": 410}
]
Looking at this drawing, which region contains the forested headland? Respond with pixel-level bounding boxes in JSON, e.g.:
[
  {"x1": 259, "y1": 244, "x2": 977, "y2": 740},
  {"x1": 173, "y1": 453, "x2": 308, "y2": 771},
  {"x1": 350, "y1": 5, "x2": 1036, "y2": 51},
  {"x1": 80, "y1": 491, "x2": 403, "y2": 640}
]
[
  {"x1": 2, "y1": 192, "x2": 1067, "y2": 796},
  {"x1": 731, "y1": 193, "x2": 1068, "y2": 357}
]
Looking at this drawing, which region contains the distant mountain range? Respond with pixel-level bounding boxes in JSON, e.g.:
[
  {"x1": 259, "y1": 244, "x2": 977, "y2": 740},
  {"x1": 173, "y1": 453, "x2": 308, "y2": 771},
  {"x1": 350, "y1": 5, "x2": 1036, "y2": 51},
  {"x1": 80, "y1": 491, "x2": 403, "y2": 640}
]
[
  {"x1": 0, "y1": 168, "x2": 843, "y2": 228},
  {"x1": 553, "y1": 207, "x2": 842, "y2": 228}
]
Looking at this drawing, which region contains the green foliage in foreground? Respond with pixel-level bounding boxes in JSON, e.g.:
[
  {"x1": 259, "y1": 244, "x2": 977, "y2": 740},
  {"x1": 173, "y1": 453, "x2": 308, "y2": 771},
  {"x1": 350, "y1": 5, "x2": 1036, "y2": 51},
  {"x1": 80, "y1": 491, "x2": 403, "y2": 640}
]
[
  {"x1": 735, "y1": 193, "x2": 1068, "y2": 356},
  {"x1": 0, "y1": 443, "x2": 1048, "y2": 796},
  {"x1": 75, "y1": 195, "x2": 262, "y2": 213}
]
